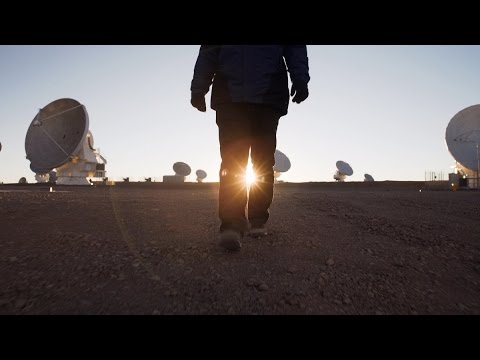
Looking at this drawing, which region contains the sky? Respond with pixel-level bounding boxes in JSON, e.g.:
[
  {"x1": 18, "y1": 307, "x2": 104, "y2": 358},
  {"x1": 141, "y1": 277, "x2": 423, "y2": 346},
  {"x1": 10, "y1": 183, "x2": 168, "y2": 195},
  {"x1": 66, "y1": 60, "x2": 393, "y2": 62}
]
[{"x1": 0, "y1": 45, "x2": 479, "y2": 184}]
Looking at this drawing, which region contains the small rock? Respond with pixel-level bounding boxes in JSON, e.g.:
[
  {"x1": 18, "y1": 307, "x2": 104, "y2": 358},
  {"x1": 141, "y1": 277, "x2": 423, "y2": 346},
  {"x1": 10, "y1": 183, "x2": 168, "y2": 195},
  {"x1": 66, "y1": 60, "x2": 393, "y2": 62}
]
[
  {"x1": 286, "y1": 298, "x2": 299, "y2": 306},
  {"x1": 343, "y1": 297, "x2": 352, "y2": 305},
  {"x1": 326, "y1": 258, "x2": 335, "y2": 266},
  {"x1": 375, "y1": 311, "x2": 384, "y2": 315},
  {"x1": 9, "y1": 257, "x2": 18, "y2": 262},
  {"x1": 287, "y1": 266, "x2": 297, "y2": 274},
  {"x1": 152, "y1": 309, "x2": 160, "y2": 315},
  {"x1": 258, "y1": 283, "x2": 269, "y2": 291}
]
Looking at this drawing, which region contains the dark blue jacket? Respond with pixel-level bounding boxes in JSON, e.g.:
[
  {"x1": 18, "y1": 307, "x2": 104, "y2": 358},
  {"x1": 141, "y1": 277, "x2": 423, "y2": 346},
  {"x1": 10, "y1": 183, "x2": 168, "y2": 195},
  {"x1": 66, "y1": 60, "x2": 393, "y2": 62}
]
[{"x1": 191, "y1": 45, "x2": 310, "y2": 116}]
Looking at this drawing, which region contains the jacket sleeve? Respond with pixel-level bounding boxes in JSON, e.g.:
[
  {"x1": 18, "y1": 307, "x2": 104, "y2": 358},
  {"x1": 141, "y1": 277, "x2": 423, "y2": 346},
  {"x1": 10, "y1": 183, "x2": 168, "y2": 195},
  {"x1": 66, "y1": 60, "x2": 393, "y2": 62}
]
[
  {"x1": 190, "y1": 45, "x2": 220, "y2": 95},
  {"x1": 283, "y1": 45, "x2": 310, "y2": 85}
]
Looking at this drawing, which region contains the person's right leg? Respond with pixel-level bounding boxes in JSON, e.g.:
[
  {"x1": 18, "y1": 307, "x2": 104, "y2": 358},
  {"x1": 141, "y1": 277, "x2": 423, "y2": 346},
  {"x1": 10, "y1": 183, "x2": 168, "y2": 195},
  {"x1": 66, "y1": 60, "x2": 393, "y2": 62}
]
[{"x1": 216, "y1": 104, "x2": 251, "y2": 249}]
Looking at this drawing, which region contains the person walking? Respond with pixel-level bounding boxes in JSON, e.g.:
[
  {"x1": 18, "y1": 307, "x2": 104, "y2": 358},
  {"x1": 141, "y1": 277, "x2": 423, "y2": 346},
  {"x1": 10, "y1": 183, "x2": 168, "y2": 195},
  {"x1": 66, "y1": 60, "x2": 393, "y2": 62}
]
[{"x1": 190, "y1": 45, "x2": 310, "y2": 251}]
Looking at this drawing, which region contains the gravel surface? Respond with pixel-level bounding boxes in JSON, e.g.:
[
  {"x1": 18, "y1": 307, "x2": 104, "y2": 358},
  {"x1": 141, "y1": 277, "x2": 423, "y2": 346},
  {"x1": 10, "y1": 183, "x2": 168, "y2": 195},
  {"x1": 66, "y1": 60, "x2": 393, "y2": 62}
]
[{"x1": 0, "y1": 182, "x2": 479, "y2": 315}]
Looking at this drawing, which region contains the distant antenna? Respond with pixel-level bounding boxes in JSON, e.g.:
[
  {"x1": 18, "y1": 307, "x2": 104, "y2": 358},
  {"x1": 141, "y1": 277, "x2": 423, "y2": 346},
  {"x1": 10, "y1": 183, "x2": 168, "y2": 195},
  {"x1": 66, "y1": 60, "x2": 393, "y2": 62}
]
[
  {"x1": 196, "y1": 169, "x2": 207, "y2": 183},
  {"x1": 164, "y1": 162, "x2": 191, "y2": 183},
  {"x1": 123, "y1": 177, "x2": 130, "y2": 183},
  {"x1": 334, "y1": 161, "x2": 353, "y2": 182},
  {"x1": 446, "y1": 104, "x2": 480, "y2": 189},
  {"x1": 173, "y1": 162, "x2": 191, "y2": 177},
  {"x1": 0, "y1": 141, "x2": 2, "y2": 152},
  {"x1": 273, "y1": 149, "x2": 291, "y2": 182},
  {"x1": 145, "y1": 177, "x2": 152, "y2": 182},
  {"x1": 18, "y1": 177, "x2": 28, "y2": 184},
  {"x1": 25, "y1": 98, "x2": 107, "y2": 185},
  {"x1": 364, "y1": 173, "x2": 374, "y2": 182}
]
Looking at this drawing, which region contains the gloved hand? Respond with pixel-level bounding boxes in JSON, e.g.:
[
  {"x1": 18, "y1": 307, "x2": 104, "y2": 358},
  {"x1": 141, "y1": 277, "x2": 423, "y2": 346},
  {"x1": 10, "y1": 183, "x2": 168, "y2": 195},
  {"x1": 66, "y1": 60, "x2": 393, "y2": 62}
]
[
  {"x1": 290, "y1": 81, "x2": 309, "y2": 104},
  {"x1": 191, "y1": 93, "x2": 206, "y2": 112}
]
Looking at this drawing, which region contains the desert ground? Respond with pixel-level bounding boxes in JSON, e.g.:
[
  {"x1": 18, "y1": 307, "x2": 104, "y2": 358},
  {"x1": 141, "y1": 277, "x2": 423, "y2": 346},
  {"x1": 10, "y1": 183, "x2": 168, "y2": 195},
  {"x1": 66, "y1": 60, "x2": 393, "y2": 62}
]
[{"x1": 0, "y1": 181, "x2": 479, "y2": 315}]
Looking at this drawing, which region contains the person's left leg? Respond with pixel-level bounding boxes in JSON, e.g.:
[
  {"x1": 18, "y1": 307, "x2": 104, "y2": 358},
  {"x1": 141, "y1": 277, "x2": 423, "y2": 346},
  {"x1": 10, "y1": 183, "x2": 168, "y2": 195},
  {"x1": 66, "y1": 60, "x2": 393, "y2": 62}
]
[
  {"x1": 216, "y1": 104, "x2": 251, "y2": 246},
  {"x1": 248, "y1": 105, "x2": 280, "y2": 231}
]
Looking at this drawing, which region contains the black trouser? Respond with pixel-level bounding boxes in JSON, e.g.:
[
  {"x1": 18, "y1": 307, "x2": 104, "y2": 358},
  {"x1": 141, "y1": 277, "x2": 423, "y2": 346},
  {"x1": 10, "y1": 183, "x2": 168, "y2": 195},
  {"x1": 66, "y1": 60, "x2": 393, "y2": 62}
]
[{"x1": 216, "y1": 103, "x2": 280, "y2": 234}]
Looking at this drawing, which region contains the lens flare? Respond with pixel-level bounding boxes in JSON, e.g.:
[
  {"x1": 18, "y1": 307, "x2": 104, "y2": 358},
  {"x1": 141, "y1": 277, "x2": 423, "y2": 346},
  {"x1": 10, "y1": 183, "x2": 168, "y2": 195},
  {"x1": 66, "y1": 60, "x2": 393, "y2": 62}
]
[{"x1": 245, "y1": 162, "x2": 255, "y2": 186}]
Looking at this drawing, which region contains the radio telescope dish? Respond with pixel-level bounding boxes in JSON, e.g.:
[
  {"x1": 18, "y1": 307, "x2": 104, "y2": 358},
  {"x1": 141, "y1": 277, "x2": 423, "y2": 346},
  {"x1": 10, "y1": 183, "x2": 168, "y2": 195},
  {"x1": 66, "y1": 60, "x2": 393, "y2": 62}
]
[
  {"x1": 24, "y1": 98, "x2": 107, "y2": 185},
  {"x1": 25, "y1": 98, "x2": 89, "y2": 170},
  {"x1": 446, "y1": 104, "x2": 480, "y2": 177},
  {"x1": 0, "y1": 142, "x2": 2, "y2": 152},
  {"x1": 334, "y1": 160, "x2": 353, "y2": 182},
  {"x1": 196, "y1": 169, "x2": 207, "y2": 182},
  {"x1": 364, "y1": 173, "x2": 374, "y2": 182},
  {"x1": 173, "y1": 162, "x2": 191, "y2": 177},
  {"x1": 30, "y1": 162, "x2": 53, "y2": 175},
  {"x1": 19, "y1": 177, "x2": 27, "y2": 184},
  {"x1": 274, "y1": 149, "x2": 291, "y2": 173}
]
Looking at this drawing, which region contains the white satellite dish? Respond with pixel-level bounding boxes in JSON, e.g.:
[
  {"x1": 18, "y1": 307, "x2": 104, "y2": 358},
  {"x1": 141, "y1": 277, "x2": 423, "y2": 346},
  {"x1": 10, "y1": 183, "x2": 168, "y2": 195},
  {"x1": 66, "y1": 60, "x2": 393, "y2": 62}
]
[
  {"x1": 273, "y1": 149, "x2": 291, "y2": 182},
  {"x1": 173, "y1": 162, "x2": 191, "y2": 176},
  {"x1": 25, "y1": 98, "x2": 107, "y2": 185},
  {"x1": 164, "y1": 162, "x2": 191, "y2": 183},
  {"x1": 274, "y1": 149, "x2": 291, "y2": 173},
  {"x1": 446, "y1": 104, "x2": 480, "y2": 185},
  {"x1": 196, "y1": 169, "x2": 207, "y2": 183},
  {"x1": 334, "y1": 160, "x2": 353, "y2": 182},
  {"x1": 364, "y1": 173, "x2": 374, "y2": 182}
]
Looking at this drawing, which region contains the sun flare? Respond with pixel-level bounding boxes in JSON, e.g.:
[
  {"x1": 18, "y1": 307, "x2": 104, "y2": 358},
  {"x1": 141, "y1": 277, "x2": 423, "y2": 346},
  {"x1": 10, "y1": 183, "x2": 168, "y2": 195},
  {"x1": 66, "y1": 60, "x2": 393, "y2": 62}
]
[{"x1": 246, "y1": 162, "x2": 256, "y2": 186}]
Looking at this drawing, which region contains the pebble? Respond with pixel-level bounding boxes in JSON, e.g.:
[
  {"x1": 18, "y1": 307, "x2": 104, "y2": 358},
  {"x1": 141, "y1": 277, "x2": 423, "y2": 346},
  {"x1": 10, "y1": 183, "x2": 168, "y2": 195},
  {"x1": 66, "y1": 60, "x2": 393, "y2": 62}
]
[
  {"x1": 287, "y1": 267, "x2": 297, "y2": 274},
  {"x1": 258, "y1": 283, "x2": 269, "y2": 291}
]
